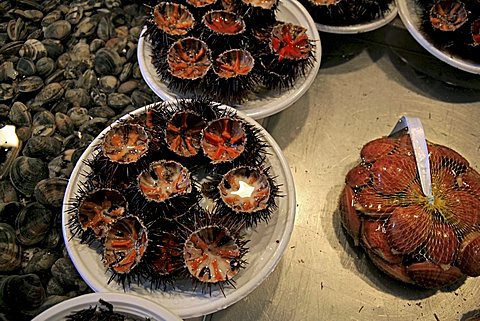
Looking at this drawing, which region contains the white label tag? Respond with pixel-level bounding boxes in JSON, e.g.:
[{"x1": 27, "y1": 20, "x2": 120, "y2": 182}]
[
  {"x1": 390, "y1": 116, "x2": 433, "y2": 204},
  {"x1": 0, "y1": 125, "x2": 19, "y2": 148}
]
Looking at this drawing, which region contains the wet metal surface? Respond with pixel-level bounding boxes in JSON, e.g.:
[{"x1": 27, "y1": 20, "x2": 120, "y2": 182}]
[{"x1": 204, "y1": 18, "x2": 480, "y2": 321}]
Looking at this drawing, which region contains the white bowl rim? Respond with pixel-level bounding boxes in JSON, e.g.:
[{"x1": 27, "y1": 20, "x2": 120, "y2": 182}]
[
  {"x1": 31, "y1": 292, "x2": 182, "y2": 321},
  {"x1": 61, "y1": 101, "x2": 296, "y2": 319},
  {"x1": 315, "y1": 3, "x2": 398, "y2": 34},
  {"x1": 396, "y1": 0, "x2": 480, "y2": 74},
  {"x1": 137, "y1": 0, "x2": 322, "y2": 120}
]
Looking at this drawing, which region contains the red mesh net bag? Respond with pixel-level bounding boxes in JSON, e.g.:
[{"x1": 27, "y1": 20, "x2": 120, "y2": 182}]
[{"x1": 340, "y1": 132, "x2": 480, "y2": 288}]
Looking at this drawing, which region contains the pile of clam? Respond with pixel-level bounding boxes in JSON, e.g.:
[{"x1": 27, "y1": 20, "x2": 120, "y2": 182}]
[
  {"x1": 298, "y1": 0, "x2": 394, "y2": 26},
  {"x1": 0, "y1": 0, "x2": 159, "y2": 320},
  {"x1": 144, "y1": 0, "x2": 316, "y2": 104},
  {"x1": 341, "y1": 132, "x2": 480, "y2": 288},
  {"x1": 67, "y1": 99, "x2": 279, "y2": 292},
  {"x1": 419, "y1": 0, "x2": 480, "y2": 58}
]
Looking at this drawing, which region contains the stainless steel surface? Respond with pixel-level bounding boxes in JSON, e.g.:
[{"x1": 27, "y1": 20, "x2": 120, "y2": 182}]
[{"x1": 203, "y1": 19, "x2": 480, "y2": 321}]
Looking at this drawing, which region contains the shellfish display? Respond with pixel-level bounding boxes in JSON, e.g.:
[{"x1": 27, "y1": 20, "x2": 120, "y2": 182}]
[
  {"x1": 143, "y1": 0, "x2": 316, "y2": 104},
  {"x1": 340, "y1": 132, "x2": 480, "y2": 289},
  {"x1": 416, "y1": 0, "x2": 480, "y2": 61},
  {"x1": 66, "y1": 100, "x2": 281, "y2": 293},
  {"x1": 298, "y1": 0, "x2": 394, "y2": 27}
]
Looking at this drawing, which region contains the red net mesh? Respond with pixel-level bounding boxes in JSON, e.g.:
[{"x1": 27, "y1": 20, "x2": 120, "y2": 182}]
[{"x1": 342, "y1": 133, "x2": 480, "y2": 288}]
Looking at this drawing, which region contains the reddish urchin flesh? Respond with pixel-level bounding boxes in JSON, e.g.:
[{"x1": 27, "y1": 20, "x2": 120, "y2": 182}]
[
  {"x1": 472, "y1": 20, "x2": 480, "y2": 45},
  {"x1": 78, "y1": 189, "x2": 127, "y2": 239},
  {"x1": 201, "y1": 118, "x2": 246, "y2": 163},
  {"x1": 242, "y1": 0, "x2": 277, "y2": 10},
  {"x1": 309, "y1": 0, "x2": 341, "y2": 5},
  {"x1": 104, "y1": 216, "x2": 148, "y2": 274},
  {"x1": 203, "y1": 10, "x2": 245, "y2": 35},
  {"x1": 214, "y1": 49, "x2": 254, "y2": 78},
  {"x1": 153, "y1": 2, "x2": 195, "y2": 36},
  {"x1": 137, "y1": 160, "x2": 192, "y2": 203},
  {"x1": 165, "y1": 111, "x2": 206, "y2": 157},
  {"x1": 270, "y1": 23, "x2": 312, "y2": 61},
  {"x1": 429, "y1": 0, "x2": 468, "y2": 32},
  {"x1": 167, "y1": 37, "x2": 211, "y2": 80},
  {"x1": 102, "y1": 124, "x2": 149, "y2": 164},
  {"x1": 184, "y1": 225, "x2": 242, "y2": 283},
  {"x1": 340, "y1": 132, "x2": 480, "y2": 289},
  {"x1": 219, "y1": 166, "x2": 271, "y2": 213},
  {"x1": 187, "y1": 0, "x2": 217, "y2": 7}
]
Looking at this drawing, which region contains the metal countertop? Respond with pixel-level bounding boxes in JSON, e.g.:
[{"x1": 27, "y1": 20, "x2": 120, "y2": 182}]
[{"x1": 200, "y1": 19, "x2": 480, "y2": 321}]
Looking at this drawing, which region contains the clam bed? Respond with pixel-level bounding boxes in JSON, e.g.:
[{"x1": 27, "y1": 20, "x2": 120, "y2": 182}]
[{"x1": 62, "y1": 101, "x2": 296, "y2": 319}]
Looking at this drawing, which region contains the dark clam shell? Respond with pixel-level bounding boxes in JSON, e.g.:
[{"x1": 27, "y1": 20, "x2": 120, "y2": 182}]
[
  {"x1": 94, "y1": 48, "x2": 125, "y2": 76},
  {"x1": 0, "y1": 274, "x2": 46, "y2": 312},
  {"x1": 43, "y1": 20, "x2": 72, "y2": 40},
  {"x1": 34, "y1": 82, "x2": 65, "y2": 106},
  {"x1": 15, "y1": 202, "x2": 52, "y2": 246},
  {"x1": 22, "y1": 136, "x2": 63, "y2": 158},
  {"x1": 0, "y1": 180, "x2": 18, "y2": 203},
  {"x1": 16, "y1": 57, "x2": 36, "y2": 76},
  {"x1": 8, "y1": 101, "x2": 31, "y2": 127},
  {"x1": 50, "y1": 257, "x2": 83, "y2": 288},
  {"x1": 17, "y1": 75, "x2": 43, "y2": 93},
  {"x1": 18, "y1": 39, "x2": 47, "y2": 61},
  {"x1": 10, "y1": 156, "x2": 48, "y2": 197},
  {"x1": 0, "y1": 223, "x2": 22, "y2": 272},
  {"x1": 33, "y1": 177, "x2": 68, "y2": 208},
  {"x1": 32, "y1": 110, "x2": 56, "y2": 137}
]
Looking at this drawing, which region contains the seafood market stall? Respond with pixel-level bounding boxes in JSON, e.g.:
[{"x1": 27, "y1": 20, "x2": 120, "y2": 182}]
[{"x1": 0, "y1": 0, "x2": 480, "y2": 320}]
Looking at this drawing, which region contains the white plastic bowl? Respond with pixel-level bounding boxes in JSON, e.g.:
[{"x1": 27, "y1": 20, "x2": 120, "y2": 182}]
[
  {"x1": 32, "y1": 293, "x2": 182, "y2": 321},
  {"x1": 316, "y1": 3, "x2": 398, "y2": 34},
  {"x1": 137, "y1": 0, "x2": 322, "y2": 120},
  {"x1": 62, "y1": 102, "x2": 296, "y2": 319},
  {"x1": 397, "y1": 0, "x2": 480, "y2": 74}
]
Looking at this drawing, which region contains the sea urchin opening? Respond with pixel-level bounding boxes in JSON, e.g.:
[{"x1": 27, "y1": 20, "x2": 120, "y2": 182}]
[
  {"x1": 184, "y1": 225, "x2": 242, "y2": 283},
  {"x1": 78, "y1": 188, "x2": 127, "y2": 240},
  {"x1": 165, "y1": 111, "x2": 206, "y2": 157},
  {"x1": 104, "y1": 216, "x2": 148, "y2": 275},
  {"x1": 219, "y1": 166, "x2": 271, "y2": 213},
  {"x1": 429, "y1": 0, "x2": 468, "y2": 32},
  {"x1": 270, "y1": 22, "x2": 312, "y2": 61},
  {"x1": 167, "y1": 37, "x2": 212, "y2": 80},
  {"x1": 102, "y1": 123, "x2": 149, "y2": 164},
  {"x1": 153, "y1": 2, "x2": 195, "y2": 36},
  {"x1": 137, "y1": 160, "x2": 192, "y2": 203},
  {"x1": 201, "y1": 118, "x2": 246, "y2": 164}
]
